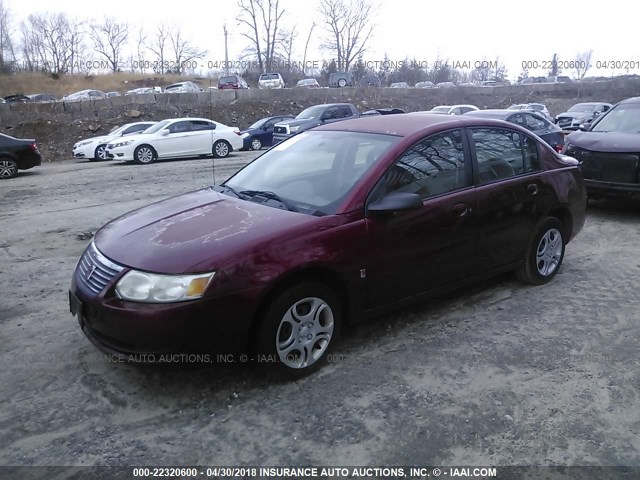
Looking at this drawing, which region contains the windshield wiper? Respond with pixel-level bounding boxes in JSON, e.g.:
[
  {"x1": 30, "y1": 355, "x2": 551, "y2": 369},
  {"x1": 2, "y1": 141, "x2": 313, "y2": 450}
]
[
  {"x1": 214, "y1": 184, "x2": 244, "y2": 198},
  {"x1": 239, "y1": 190, "x2": 297, "y2": 212}
]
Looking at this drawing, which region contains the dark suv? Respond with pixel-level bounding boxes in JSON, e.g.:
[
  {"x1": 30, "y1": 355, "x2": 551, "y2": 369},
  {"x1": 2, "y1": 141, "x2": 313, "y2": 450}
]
[
  {"x1": 272, "y1": 103, "x2": 359, "y2": 143},
  {"x1": 329, "y1": 72, "x2": 354, "y2": 88}
]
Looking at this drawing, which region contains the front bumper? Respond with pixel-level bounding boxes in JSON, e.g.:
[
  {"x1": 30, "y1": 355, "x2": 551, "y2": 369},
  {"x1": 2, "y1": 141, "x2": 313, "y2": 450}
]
[
  {"x1": 584, "y1": 179, "x2": 640, "y2": 199},
  {"x1": 70, "y1": 265, "x2": 255, "y2": 357},
  {"x1": 105, "y1": 145, "x2": 134, "y2": 161},
  {"x1": 272, "y1": 133, "x2": 293, "y2": 144}
]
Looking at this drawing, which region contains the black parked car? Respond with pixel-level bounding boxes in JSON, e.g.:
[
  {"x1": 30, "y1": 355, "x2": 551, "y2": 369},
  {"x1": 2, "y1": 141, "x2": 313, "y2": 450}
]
[
  {"x1": 555, "y1": 102, "x2": 612, "y2": 131},
  {"x1": 4, "y1": 94, "x2": 31, "y2": 103},
  {"x1": 465, "y1": 109, "x2": 565, "y2": 152},
  {"x1": 564, "y1": 96, "x2": 640, "y2": 199},
  {"x1": 240, "y1": 115, "x2": 295, "y2": 150},
  {"x1": 0, "y1": 133, "x2": 42, "y2": 179}
]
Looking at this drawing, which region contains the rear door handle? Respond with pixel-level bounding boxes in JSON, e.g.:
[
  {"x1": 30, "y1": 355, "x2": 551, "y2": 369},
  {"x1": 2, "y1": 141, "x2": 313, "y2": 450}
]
[
  {"x1": 452, "y1": 203, "x2": 471, "y2": 217},
  {"x1": 527, "y1": 184, "x2": 539, "y2": 195}
]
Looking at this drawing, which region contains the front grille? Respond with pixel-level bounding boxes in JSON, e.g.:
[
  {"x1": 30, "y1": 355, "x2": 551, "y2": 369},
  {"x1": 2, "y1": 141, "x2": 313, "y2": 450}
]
[
  {"x1": 273, "y1": 126, "x2": 287, "y2": 135},
  {"x1": 76, "y1": 243, "x2": 124, "y2": 295},
  {"x1": 557, "y1": 117, "x2": 574, "y2": 128},
  {"x1": 572, "y1": 148, "x2": 639, "y2": 183}
]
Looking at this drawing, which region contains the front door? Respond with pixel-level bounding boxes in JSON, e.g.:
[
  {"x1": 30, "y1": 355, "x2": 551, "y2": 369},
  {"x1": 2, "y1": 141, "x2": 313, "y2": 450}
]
[{"x1": 365, "y1": 128, "x2": 478, "y2": 307}]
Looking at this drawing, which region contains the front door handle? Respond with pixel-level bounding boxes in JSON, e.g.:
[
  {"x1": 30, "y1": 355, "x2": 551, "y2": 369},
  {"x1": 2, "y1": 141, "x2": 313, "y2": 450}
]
[
  {"x1": 452, "y1": 203, "x2": 471, "y2": 217},
  {"x1": 527, "y1": 183, "x2": 539, "y2": 195}
]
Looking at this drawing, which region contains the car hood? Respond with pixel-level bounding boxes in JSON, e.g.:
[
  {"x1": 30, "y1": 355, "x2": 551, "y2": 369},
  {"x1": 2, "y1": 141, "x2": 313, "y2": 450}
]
[
  {"x1": 557, "y1": 111, "x2": 591, "y2": 119},
  {"x1": 94, "y1": 188, "x2": 321, "y2": 274},
  {"x1": 565, "y1": 131, "x2": 640, "y2": 153},
  {"x1": 277, "y1": 118, "x2": 321, "y2": 127}
]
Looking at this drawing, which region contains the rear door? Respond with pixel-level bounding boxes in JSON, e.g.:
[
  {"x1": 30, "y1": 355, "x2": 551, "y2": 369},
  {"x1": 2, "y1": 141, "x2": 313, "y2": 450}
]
[
  {"x1": 366, "y1": 128, "x2": 477, "y2": 307},
  {"x1": 190, "y1": 120, "x2": 216, "y2": 154},
  {"x1": 467, "y1": 127, "x2": 546, "y2": 273}
]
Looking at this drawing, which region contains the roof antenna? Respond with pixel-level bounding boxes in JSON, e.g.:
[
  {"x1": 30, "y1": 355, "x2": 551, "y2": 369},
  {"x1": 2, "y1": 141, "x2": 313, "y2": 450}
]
[{"x1": 210, "y1": 76, "x2": 216, "y2": 186}]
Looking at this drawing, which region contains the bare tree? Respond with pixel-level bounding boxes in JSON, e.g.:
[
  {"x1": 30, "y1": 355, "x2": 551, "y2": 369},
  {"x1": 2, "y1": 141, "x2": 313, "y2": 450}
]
[
  {"x1": 133, "y1": 28, "x2": 147, "y2": 73},
  {"x1": 318, "y1": 0, "x2": 376, "y2": 72},
  {"x1": 574, "y1": 50, "x2": 593, "y2": 80},
  {"x1": 0, "y1": 0, "x2": 16, "y2": 72},
  {"x1": 89, "y1": 17, "x2": 128, "y2": 72},
  {"x1": 147, "y1": 24, "x2": 170, "y2": 73},
  {"x1": 279, "y1": 26, "x2": 296, "y2": 65},
  {"x1": 20, "y1": 13, "x2": 86, "y2": 75},
  {"x1": 237, "y1": 0, "x2": 285, "y2": 72},
  {"x1": 169, "y1": 28, "x2": 207, "y2": 73},
  {"x1": 301, "y1": 22, "x2": 315, "y2": 76}
]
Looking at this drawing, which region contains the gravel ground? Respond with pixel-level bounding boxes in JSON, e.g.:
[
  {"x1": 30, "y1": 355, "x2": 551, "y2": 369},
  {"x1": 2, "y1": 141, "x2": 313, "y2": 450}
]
[{"x1": 0, "y1": 154, "x2": 639, "y2": 470}]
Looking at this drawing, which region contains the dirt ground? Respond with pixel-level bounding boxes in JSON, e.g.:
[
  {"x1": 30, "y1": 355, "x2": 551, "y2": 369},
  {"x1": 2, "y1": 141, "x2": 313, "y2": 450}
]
[{"x1": 0, "y1": 153, "x2": 639, "y2": 470}]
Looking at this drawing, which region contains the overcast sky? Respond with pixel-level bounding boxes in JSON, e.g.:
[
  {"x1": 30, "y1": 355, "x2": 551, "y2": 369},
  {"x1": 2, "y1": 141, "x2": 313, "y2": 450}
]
[{"x1": 8, "y1": 0, "x2": 639, "y2": 80}]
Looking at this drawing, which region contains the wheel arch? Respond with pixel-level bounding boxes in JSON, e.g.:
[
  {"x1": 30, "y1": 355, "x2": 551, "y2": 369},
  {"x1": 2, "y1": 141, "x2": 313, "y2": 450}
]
[
  {"x1": 245, "y1": 266, "x2": 352, "y2": 350},
  {"x1": 545, "y1": 206, "x2": 573, "y2": 242}
]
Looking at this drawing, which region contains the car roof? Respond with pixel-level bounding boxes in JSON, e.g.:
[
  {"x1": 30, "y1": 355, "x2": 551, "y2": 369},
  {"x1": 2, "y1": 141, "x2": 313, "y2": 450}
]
[
  {"x1": 313, "y1": 113, "x2": 516, "y2": 137},
  {"x1": 618, "y1": 97, "x2": 640, "y2": 104}
]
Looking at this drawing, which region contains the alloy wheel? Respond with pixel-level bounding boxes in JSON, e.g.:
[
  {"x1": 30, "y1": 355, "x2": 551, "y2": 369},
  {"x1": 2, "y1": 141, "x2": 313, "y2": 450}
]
[{"x1": 536, "y1": 228, "x2": 563, "y2": 276}]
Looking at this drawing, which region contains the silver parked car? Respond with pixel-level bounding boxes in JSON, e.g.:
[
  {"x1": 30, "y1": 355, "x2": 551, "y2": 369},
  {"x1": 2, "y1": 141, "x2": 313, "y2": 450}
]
[
  {"x1": 164, "y1": 81, "x2": 202, "y2": 93},
  {"x1": 63, "y1": 90, "x2": 107, "y2": 102}
]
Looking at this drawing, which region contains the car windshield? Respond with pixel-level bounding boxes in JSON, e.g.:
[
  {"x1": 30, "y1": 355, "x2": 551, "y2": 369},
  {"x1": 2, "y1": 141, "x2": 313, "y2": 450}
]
[
  {"x1": 298, "y1": 79, "x2": 315, "y2": 86},
  {"x1": 508, "y1": 105, "x2": 525, "y2": 110},
  {"x1": 590, "y1": 103, "x2": 640, "y2": 133},
  {"x1": 568, "y1": 104, "x2": 597, "y2": 113},
  {"x1": 296, "y1": 106, "x2": 326, "y2": 119},
  {"x1": 261, "y1": 74, "x2": 279, "y2": 80},
  {"x1": 249, "y1": 118, "x2": 268, "y2": 129},
  {"x1": 108, "y1": 125, "x2": 129, "y2": 136},
  {"x1": 220, "y1": 76, "x2": 237, "y2": 84},
  {"x1": 431, "y1": 106, "x2": 451, "y2": 113},
  {"x1": 222, "y1": 131, "x2": 400, "y2": 215},
  {"x1": 527, "y1": 105, "x2": 544, "y2": 111},
  {"x1": 143, "y1": 120, "x2": 172, "y2": 134}
]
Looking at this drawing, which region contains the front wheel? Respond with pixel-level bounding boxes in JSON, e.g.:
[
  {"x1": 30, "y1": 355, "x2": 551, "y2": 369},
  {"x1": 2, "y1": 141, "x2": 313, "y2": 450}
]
[
  {"x1": 93, "y1": 144, "x2": 108, "y2": 161},
  {"x1": 0, "y1": 158, "x2": 18, "y2": 179},
  {"x1": 516, "y1": 217, "x2": 565, "y2": 285},
  {"x1": 133, "y1": 145, "x2": 156, "y2": 165},
  {"x1": 254, "y1": 281, "x2": 342, "y2": 378},
  {"x1": 213, "y1": 140, "x2": 231, "y2": 158}
]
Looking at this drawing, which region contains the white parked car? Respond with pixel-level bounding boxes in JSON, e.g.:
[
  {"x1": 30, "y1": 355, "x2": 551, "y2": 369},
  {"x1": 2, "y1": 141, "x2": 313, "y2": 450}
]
[
  {"x1": 63, "y1": 89, "x2": 107, "y2": 101},
  {"x1": 258, "y1": 73, "x2": 285, "y2": 89},
  {"x1": 72, "y1": 122, "x2": 156, "y2": 161},
  {"x1": 125, "y1": 87, "x2": 158, "y2": 95},
  {"x1": 164, "y1": 81, "x2": 202, "y2": 93},
  {"x1": 417, "y1": 105, "x2": 479, "y2": 115},
  {"x1": 104, "y1": 118, "x2": 243, "y2": 164}
]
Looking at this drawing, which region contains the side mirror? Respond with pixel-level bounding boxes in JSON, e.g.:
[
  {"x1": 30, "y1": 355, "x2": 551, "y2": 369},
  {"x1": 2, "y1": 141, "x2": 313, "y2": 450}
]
[
  {"x1": 368, "y1": 192, "x2": 423, "y2": 215},
  {"x1": 161, "y1": 129, "x2": 170, "y2": 136}
]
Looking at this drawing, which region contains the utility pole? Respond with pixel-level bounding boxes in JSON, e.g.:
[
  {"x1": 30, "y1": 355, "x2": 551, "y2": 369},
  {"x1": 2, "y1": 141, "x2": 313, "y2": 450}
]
[{"x1": 223, "y1": 24, "x2": 229, "y2": 75}]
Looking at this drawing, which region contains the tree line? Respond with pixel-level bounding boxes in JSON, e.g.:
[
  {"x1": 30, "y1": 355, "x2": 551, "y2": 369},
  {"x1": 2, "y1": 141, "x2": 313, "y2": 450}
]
[{"x1": 0, "y1": 0, "x2": 594, "y2": 84}]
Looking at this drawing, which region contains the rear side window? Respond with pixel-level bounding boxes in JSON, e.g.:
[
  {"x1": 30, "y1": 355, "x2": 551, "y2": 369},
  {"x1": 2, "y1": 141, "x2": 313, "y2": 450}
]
[
  {"x1": 470, "y1": 128, "x2": 540, "y2": 184},
  {"x1": 191, "y1": 121, "x2": 215, "y2": 131},
  {"x1": 524, "y1": 114, "x2": 546, "y2": 131},
  {"x1": 339, "y1": 106, "x2": 353, "y2": 117}
]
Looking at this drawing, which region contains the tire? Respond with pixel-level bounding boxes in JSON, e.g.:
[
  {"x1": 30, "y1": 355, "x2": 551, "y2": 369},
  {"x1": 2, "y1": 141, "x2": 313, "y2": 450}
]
[
  {"x1": 93, "y1": 144, "x2": 107, "y2": 161},
  {"x1": 213, "y1": 140, "x2": 231, "y2": 158},
  {"x1": 338, "y1": 78, "x2": 347, "y2": 87},
  {"x1": 250, "y1": 137, "x2": 262, "y2": 150},
  {"x1": 133, "y1": 145, "x2": 156, "y2": 165},
  {"x1": 254, "y1": 281, "x2": 342, "y2": 379},
  {"x1": 0, "y1": 158, "x2": 18, "y2": 179},
  {"x1": 516, "y1": 217, "x2": 565, "y2": 285}
]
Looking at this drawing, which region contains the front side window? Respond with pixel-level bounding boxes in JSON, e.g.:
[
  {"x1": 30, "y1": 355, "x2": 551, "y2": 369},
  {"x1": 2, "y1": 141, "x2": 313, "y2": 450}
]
[
  {"x1": 381, "y1": 129, "x2": 467, "y2": 199},
  {"x1": 169, "y1": 121, "x2": 191, "y2": 134}
]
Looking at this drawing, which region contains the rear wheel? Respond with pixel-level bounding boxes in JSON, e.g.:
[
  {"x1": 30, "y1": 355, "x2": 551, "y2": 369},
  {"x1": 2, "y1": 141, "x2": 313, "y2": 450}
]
[
  {"x1": 250, "y1": 138, "x2": 262, "y2": 150},
  {"x1": 93, "y1": 144, "x2": 108, "y2": 161},
  {"x1": 133, "y1": 145, "x2": 156, "y2": 164},
  {"x1": 0, "y1": 158, "x2": 18, "y2": 179},
  {"x1": 516, "y1": 217, "x2": 565, "y2": 285},
  {"x1": 213, "y1": 140, "x2": 231, "y2": 158},
  {"x1": 338, "y1": 78, "x2": 347, "y2": 87},
  {"x1": 254, "y1": 281, "x2": 342, "y2": 379}
]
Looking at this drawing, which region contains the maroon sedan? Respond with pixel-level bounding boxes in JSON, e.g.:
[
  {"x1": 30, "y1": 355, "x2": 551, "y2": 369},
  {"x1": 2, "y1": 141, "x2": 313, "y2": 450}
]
[{"x1": 69, "y1": 114, "x2": 586, "y2": 377}]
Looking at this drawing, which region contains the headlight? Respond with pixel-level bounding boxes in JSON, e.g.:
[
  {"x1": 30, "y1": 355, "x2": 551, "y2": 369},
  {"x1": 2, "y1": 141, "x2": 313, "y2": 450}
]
[
  {"x1": 241, "y1": 132, "x2": 250, "y2": 138},
  {"x1": 112, "y1": 140, "x2": 134, "y2": 148},
  {"x1": 289, "y1": 126, "x2": 300, "y2": 133},
  {"x1": 116, "y1": 270, "x2": 216, "y2": 303},
  {"x1": 75, "y1": 141, "x2": 92, "y2": 148}
]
